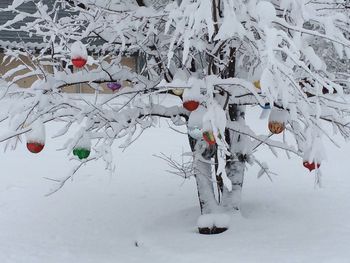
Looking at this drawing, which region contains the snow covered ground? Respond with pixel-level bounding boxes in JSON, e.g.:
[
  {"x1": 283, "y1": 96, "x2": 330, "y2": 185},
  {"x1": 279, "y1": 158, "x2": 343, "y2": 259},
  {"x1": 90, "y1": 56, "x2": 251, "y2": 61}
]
[{"x1": 0, "y1": 107, "x2": 350, "y2": 263}]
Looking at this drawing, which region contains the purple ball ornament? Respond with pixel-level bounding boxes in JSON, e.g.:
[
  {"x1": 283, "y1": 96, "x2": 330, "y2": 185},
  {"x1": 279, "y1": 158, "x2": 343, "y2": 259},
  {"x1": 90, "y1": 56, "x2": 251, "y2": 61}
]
[{"x1": 107, "y1": 82, "x2": 122, "y2": 92}]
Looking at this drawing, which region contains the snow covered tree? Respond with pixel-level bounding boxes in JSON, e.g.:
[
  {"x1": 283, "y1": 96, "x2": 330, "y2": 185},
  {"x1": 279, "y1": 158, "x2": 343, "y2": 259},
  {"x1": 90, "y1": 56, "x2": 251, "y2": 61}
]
[{"x1": 0, "y1": 0, "x2": 350, "y2": 234}]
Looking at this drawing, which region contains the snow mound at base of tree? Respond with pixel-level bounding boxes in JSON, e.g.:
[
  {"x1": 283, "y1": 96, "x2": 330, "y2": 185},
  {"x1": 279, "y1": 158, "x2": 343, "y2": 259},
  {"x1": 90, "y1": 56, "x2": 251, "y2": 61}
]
[{"x1": 197, "y1": 213, "x2": 231, "y2": 229}]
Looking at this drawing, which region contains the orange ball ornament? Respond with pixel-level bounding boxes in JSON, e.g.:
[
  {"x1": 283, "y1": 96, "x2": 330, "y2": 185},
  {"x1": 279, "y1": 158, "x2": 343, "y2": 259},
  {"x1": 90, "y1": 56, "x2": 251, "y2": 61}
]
[{"x1": 268, "y1": 121, "x2": 285, "y2": 134}]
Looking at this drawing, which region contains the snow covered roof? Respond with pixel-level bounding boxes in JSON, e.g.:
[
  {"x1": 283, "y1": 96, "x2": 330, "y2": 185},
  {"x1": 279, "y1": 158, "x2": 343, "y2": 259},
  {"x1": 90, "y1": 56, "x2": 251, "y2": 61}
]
[
  {"x1": 0, "y1": 0, "x2": 104, "y2": 52},
  {"x1": 0, "y1": 0, "x2": 44, "y2": 48}
]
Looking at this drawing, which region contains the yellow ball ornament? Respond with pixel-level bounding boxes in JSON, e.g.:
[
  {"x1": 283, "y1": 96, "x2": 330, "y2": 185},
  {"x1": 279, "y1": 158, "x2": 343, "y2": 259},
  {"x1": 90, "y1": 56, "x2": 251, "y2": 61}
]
[{"x1": 172, "y1": 88, "x2": 184, "y2": 96}]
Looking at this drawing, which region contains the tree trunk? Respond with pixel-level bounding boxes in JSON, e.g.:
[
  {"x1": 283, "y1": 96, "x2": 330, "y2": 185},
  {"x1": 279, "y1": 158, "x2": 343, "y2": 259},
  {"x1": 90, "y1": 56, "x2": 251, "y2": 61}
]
[
  {"x1": 194, "y1": 157, "x2": 218, "y2": 214},
  {"x1": 221, "y1": 104, "x2": 246, "y2": 212},
  {"x1": 194, "y1": 154, "x2": 230, "y2": 235},
  {"x1": 222, "y1": 158, "x2": 244, "y2": 211},
  {"x1": 189, "y1": 136, "x2": 218, "y2": 214}
]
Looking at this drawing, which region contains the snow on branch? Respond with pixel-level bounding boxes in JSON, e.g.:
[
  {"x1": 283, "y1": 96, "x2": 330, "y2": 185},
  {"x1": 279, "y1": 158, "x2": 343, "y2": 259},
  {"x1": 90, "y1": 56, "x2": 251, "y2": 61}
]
[{"x1": 1, "y1": 0, "x2": 350, "y2": 194}]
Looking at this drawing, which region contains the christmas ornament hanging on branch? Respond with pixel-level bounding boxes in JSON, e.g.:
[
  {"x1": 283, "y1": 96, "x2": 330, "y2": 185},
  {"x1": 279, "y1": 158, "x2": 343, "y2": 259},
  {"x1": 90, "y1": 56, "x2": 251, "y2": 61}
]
[
  {"x1": 73, "y1": 135, "x2": 91, "y2": 160},
  {"x1": 26, "y1": 120, "x2": 46, "y2": 154},
  {"x1": 71, "y1": 41, "x2": 88, "y2": 68}
]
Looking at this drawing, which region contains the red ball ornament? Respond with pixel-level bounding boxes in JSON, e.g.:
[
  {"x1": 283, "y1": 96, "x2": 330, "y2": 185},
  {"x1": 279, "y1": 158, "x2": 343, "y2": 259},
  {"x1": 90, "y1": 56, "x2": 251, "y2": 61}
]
[
  {"x1": 183, "y1": 100, "x2": 199, "y2": 111},
  {"x1": 27, "y1": 142, "x2": 44, "y2": 154},
  {"x1": 303, "y1": 161, "x2": 321, "y2": 172},
  {"x1": 72, "y1": 57, "x2": 87, "y2": 68}
]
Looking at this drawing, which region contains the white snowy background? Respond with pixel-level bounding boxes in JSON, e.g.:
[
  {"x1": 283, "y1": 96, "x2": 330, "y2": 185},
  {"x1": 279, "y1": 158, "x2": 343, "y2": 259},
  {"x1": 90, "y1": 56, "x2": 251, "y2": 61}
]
[{"x1": 0, "y1": 96, "x2": 349, "y2": 263}]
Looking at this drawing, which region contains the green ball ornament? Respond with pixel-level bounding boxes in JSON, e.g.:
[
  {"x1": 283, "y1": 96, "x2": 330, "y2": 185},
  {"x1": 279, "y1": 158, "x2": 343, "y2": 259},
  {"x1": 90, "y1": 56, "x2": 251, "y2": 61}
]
[{"x1": 73, "y1": 147, "x2": 90, "y2": 160}]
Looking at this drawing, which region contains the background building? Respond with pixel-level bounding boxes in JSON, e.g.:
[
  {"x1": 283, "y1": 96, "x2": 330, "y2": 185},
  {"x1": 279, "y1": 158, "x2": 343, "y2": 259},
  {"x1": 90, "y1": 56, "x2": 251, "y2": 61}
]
[{"x1": 0, "y1": 0, "x2": 138, "y2": 93}]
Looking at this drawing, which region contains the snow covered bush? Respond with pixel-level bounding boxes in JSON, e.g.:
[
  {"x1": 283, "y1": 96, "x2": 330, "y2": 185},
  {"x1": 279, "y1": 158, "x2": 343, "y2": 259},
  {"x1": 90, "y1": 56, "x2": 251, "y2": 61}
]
[{"x1": 0, "y1": 0, "x2": 350, "y2": 234}]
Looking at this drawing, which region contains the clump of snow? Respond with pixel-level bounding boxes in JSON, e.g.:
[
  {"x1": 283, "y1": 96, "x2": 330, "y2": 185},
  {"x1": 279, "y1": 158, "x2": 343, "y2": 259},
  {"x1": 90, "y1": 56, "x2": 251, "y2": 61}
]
[
  {"x1": 203, "y1": 102, "x2": 226, "y2": 138},
  {"x1": 268, "y1": 108, "x2": 289, "y2": 124},
  {"x1": 188, "y1": 106, "x2": 207, "y2": 139},
  {"x1": 71, "y1": 41, "x2": 88, "y2": 59},
  {"x1": 197, "y1": 213, "x2": 231, "y2": 229},
  {"x1": 188, "y1": 127, "x2": 202, "y2": 140},
  {"x1": 256, "y1": 1, "x2": 276, "y2": 25},
  {"x1": 75, "y1": 133, "x2": 91, "y2": 150},
  {"x1": 182, "y1": 88, "x2": 200, "y2": 102},
  {"x1": 157, "y1": 69, "x2": 190, "y2": 90},
  {"x1": 324, "y1": 17, "x2": 347, "y2": 59},
  {"x1": 188, "y1": 106, "x2": 206, "y2": 129},
  {"x1": 260, "y1": 67, "x2": 277, "y2": 98},
  {"x1": 173, "y1": 69, "x2": 189, "y2": 83},
  {"x1": 302, "y1": 45, "x2": 325, "y2": 71},
  {"x1": 303, "y1": 137, "x2": 326, "y2": 163},
  {"x1": 26, "y1": 119, "x2": 45, "y2": 144},
  {"x1": 169, "y1": 69, "x2": 190, "y2": 88},
  {"x1": 214, "y1": 1, "x2": 245, "y2": 40}
]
